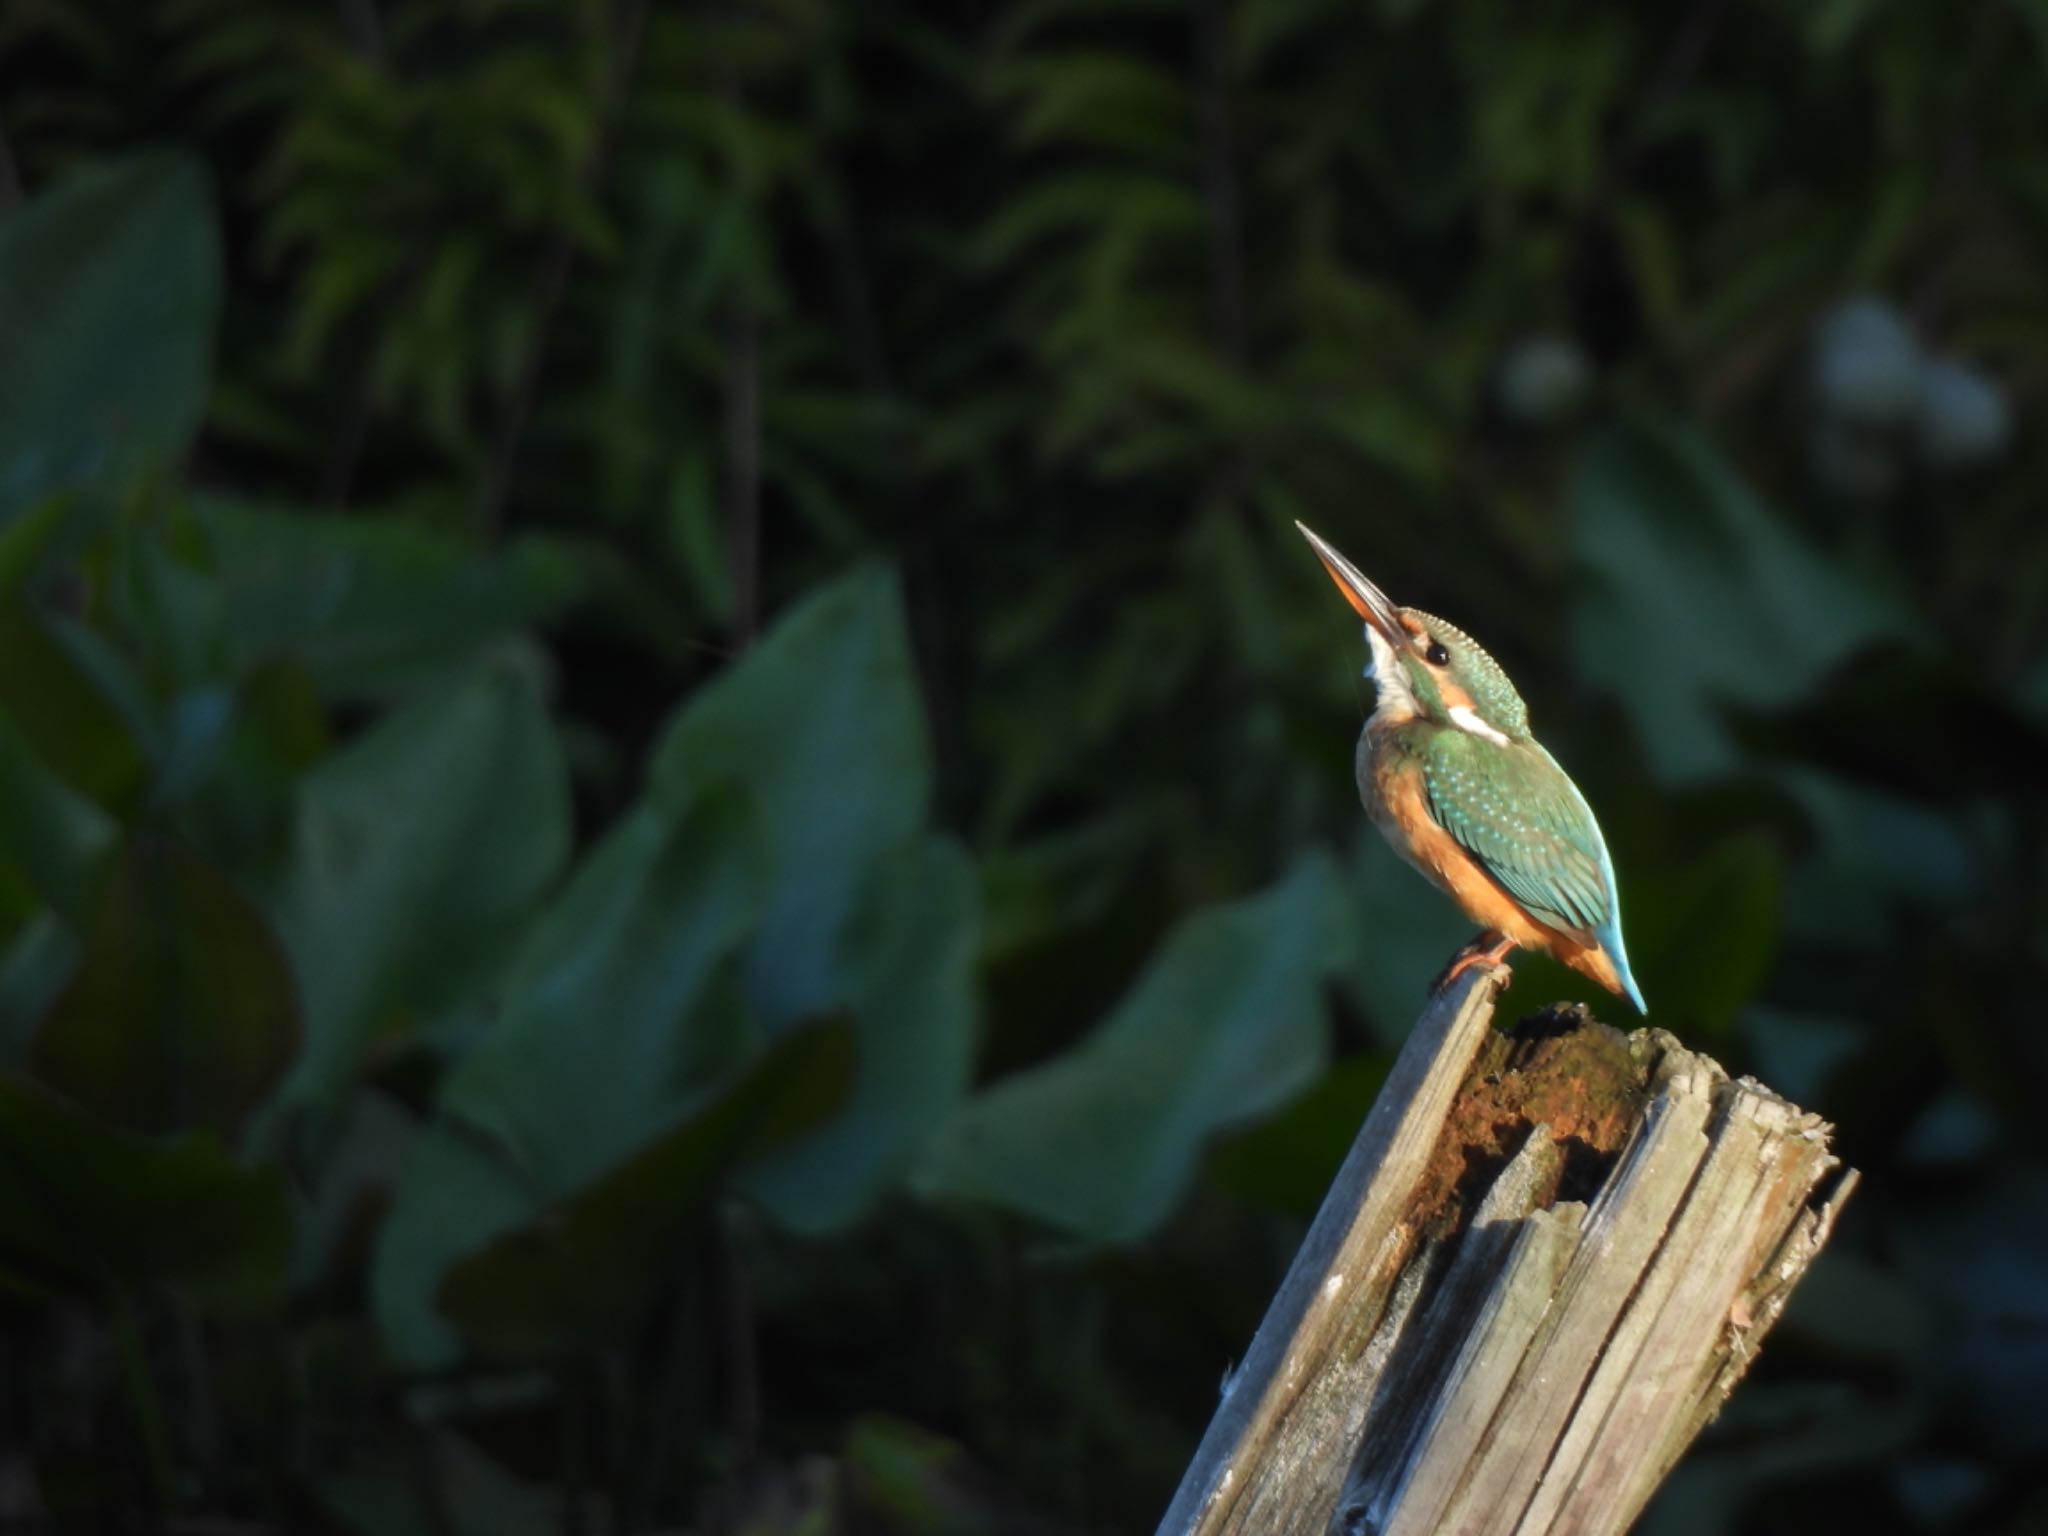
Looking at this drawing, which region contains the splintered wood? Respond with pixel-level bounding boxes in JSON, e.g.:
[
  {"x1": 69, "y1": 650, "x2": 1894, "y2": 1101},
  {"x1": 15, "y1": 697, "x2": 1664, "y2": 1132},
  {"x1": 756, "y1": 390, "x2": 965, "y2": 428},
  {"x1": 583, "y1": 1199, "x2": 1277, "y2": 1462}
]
[{"x1": 1157, "y1": 970, "x2": 1856, "y2": 1536}]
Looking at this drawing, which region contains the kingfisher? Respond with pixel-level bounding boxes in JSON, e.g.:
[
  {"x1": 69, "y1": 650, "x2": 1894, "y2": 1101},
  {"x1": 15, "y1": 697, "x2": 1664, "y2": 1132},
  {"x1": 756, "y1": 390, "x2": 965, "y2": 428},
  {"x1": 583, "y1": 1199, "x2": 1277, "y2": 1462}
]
[{"x1": 1296, "y1": 522, "x2": 1647, "y2": 1013}]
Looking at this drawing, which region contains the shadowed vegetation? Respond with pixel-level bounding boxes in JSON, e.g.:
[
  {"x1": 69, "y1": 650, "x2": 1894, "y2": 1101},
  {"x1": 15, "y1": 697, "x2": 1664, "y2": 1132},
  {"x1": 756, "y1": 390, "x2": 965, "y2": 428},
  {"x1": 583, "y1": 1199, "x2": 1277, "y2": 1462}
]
[{"x1": 2, "y1": 3, "x2": 2046, "y2": 1531}]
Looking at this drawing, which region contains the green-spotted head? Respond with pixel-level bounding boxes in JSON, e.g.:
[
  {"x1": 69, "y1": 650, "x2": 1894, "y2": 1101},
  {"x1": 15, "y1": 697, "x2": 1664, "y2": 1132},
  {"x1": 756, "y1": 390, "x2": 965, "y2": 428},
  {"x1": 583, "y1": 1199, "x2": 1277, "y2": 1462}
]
[{"x1": 1295, "y1": 522, "x2": 1531, "y2": 743}]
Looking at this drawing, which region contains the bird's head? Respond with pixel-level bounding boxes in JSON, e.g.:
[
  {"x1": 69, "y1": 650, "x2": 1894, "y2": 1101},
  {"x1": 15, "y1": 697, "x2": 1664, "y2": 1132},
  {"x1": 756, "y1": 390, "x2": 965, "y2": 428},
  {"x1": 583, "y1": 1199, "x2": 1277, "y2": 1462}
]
[{"x1": 1295, "y1": 522, "x2": 1530, "y2": 745}]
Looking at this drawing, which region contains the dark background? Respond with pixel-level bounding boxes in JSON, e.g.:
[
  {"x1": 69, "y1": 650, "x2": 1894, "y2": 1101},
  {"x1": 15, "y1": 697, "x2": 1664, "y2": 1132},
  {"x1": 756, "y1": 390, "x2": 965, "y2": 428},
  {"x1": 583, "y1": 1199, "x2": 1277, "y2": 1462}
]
[{"x1": 2, "y1": 2, "x2": 2045, "y2": 1531}]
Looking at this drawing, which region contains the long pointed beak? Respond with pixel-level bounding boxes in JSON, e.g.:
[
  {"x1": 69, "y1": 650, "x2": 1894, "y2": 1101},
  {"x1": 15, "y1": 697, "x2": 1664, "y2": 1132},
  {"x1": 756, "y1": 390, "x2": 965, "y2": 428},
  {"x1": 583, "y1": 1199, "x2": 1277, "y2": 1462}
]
[{"x1": 1294, "y1": 522, "x2": 1407, "y2": 643}]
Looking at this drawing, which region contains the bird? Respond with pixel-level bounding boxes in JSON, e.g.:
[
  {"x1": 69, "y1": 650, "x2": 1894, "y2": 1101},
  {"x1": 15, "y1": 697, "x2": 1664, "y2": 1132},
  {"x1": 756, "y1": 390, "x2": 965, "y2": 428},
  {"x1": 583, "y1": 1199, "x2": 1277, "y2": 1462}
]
[{"x1": 1295, "y1": 521, "x2": 1647, "y2": 1013}]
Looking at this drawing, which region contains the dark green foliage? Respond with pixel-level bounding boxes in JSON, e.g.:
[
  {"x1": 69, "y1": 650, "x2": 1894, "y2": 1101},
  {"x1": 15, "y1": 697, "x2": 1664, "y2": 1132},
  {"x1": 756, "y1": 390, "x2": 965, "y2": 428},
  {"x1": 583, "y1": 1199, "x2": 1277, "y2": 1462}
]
[
  {"x1": 2, "y1": 5, "x2": 2047, "y2": 1533},
  {"x1": 0, "y1": 1072, "x2": 291, "y2": 1312},
  {"x1": 0, "y1": 150, "x2": 218, "y2": 516},
  {"x1": 35, "y1": 834, "x2": 299, "y2": 1138},
  {"x1": 437, "y1": 1019, "x2": 858, "y2": 1356},
  {"x1": 925, "y1": 852, "x2": 1337, "y2": 1243}
]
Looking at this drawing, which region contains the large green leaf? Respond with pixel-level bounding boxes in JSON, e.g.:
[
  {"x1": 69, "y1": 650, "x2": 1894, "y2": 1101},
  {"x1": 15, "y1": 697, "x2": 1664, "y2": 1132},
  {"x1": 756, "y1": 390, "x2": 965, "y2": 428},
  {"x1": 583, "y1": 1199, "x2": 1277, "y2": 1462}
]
[
  {"x1": 0, "y1": 150, "x2": 220, "y2": 518},
  {"x1": 373, "y1": 786, "x2": 765, "y2": 1365},
  {"x1": 269, "y1": 675, "x2": 571, "y2": 1124},
  {"x1": 0, "y1": 1073, "x2": 289, "y2": 1310},
  {"x1": 437, "y1": 1021, "x2": 855, "y2": 1354},
  {"x1": 190, "y1": 496, "x2": 587, "y2": 700},
  {"x1": 648, "y1": 565, "x2": 930, "y2": 1027},
  {"x1": 1568, "y1": 419, "x2": 1913, "y2": 782},
  {"x1": 646, "y1": 567, "x2": 973, "y2": 1232},
  {"x1": 33, "y1": 835, "x2": 299, "y2": 1140},
  {"x1": 440, "y1": 786, "x2": 765, "y2": 1194},
  {"x1": 742, "y1": 832, "x2": 980, "y2": 1232},
  {"x1": 920, "y1": 854, "x2": 1337, "y2": 1244}
]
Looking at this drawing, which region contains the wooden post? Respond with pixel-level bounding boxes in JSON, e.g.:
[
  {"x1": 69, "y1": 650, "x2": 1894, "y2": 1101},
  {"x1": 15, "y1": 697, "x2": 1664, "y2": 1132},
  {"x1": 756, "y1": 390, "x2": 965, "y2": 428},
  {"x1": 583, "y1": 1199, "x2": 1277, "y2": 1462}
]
[{"x1": 1157, "y1": 968, "x2": 1856, "y2": 1536}]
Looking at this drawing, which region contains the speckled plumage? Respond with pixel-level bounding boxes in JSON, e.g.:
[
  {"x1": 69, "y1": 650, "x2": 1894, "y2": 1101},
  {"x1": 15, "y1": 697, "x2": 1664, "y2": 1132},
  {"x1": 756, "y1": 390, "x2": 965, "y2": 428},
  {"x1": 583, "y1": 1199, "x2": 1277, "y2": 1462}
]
[
  {"x1": 1400, "y1": 610, "x2": 1530, "y2": 739},
  {"x1": 1418, "y1": 729, "x2": 1610, "y2": 939}
]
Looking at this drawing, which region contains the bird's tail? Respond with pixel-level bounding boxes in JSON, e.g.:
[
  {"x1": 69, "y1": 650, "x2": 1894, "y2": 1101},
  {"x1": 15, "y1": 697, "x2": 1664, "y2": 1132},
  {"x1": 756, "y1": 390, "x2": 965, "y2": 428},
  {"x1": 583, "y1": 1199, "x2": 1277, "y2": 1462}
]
[
  {"x1": 1601, "y1": 920, "x2": 1648, "y2": 1015},
  {"x1": 1569, "y1": 922, "x2": 1648, "y2": 1015}
]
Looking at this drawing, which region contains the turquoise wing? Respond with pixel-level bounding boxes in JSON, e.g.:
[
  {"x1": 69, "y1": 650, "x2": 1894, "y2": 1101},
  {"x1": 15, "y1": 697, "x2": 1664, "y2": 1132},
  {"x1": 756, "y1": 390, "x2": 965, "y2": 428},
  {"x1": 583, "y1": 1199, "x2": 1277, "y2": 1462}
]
[{"x1": 1419, "y1": 731, "x2": 1614, "y2": 941}]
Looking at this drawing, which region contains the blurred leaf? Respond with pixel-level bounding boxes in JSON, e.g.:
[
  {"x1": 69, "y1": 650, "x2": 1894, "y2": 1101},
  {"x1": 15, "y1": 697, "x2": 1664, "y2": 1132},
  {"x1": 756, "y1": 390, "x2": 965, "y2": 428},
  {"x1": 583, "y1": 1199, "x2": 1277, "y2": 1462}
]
[
  {"x1": 1775, "y1": 767, "x2": 1975, "y2": 946},
  {"x1": 1889, "y1": 1457, "x2": 1995, "y2": 1532},
  {"x1": 0, "y1": 714, "x2": 118, "y2": 930},
  {"x1": 1897, "y1": 1088, "x2": 1998, "y2": 1171},
  {"x1": 112, "y1": 531, "x2": 226, "y2": 693},
  {"x1": 1891, "y1": 1168, "x2": 2048, "y2": 1455},
  {"x1": 921, "y1": 853, "x2": 1336, "y2": 1243},
  {"x1": 1779, "y1": 1249, "x2": 1930, "y2": 1365},
  {"x1": 1803, "y1": 0, "x2": 1877, "y2": 53},
  {"x1": 368, "y1": 1123, "x2": 532, "y2": 1369},
  {"x1": 979, "y1": 810, "x2": 1155, "y2": 962},
  {"x1": 375, "y1": 785, "x2": 762, "y2": 1364},
  {"x1": 270, "y1": 674, "x2": 571, "y2": 1125},
  {"x1": 297, "y1": 1087, "x2": 416, "y2": 1290},
  {"x1": 650, "y1": 565, "x2": 931, "y2": 1029},
  {"x1": 1766, "y1": 651, "x2": 2048, "y2": 802},
  {"x1": 0, "y1": 1072, "x2": 288, "y2": 1310},
  {"x1": 438, "y1": 1020, "x2": 855, "y2": 1354},
  {"x1": 1640, "y1": 1387, "x2": 1922, "y2": 1536},
  {"x1": 0, "y1": 149, "x2": 220, "y2": 518},
  {"x1": 743, "y1": 832, "x2": 980, "y2": 1232},
  {"x1": 842, "y1": 1415, "x2": 989, "y2": 1536},
  {"x1": 1744, "y1": 1008, "x2": 1865, "y2": 1107},
  {"x1": 34, "y1": 834, "x2": 299, "y2": 1139},
  {"x1": 1338, "y1": 832, "x2": 1477, "y2": 1048},
  {"x1": 0, "y1": 916, "x2": 82, "y2": 1065},
  {"x1": 641, "y1": 557, "x2": 973, "y2": 1230},
  {"x1": 1895, "y1": 1167, "x2": 2048, "y2": 1327},
  {"x1": 148, "y1": 682, "x2": 238, "y2": 809},
  {"x1": 0, "y1": 492, "x2": 104, "y2": 598},
  {"x1": 0, "y1": 603, "x2": 155, "y2": 812},
  {"x1": 1569, "y1": 419, "x2": 1913, "y2": 782},
  {"x1": 1210, "y1": 1052, "x2": 1393, "y2": 1217},
  {"x1": 1627, "y1": 833, "x2": 1782, "y2": 1039},
  {"x1": 443, "y1": 786, "x2": 765, "y2": 1195},
  {"x1": 664, "y1": 448, "x2": 733, "y2": 622},
  {"x1": 192, "y1": 496, "x2": 587, "y2": 700}
]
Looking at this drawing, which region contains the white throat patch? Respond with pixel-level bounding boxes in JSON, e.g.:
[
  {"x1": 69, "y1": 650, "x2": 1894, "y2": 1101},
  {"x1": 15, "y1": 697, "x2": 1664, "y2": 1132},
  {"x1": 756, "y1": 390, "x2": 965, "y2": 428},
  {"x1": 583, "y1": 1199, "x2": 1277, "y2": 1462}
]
[{"x1": 1362, "y1": 624, "x2": 1420, "y2": 721}]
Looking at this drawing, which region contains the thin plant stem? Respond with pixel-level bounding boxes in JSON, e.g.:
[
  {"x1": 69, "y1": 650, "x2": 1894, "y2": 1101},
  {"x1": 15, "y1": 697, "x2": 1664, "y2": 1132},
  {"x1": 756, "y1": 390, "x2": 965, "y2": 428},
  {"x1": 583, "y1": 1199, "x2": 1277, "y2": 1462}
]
[{"x1": 473, "y1": 0, "x2": 650, "y2": 535}]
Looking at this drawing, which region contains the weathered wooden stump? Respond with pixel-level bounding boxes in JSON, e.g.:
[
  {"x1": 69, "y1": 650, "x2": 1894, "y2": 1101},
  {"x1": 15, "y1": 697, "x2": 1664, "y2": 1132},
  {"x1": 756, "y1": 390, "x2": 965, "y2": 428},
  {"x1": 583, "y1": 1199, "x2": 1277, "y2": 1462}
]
[{"x1": 1158, "y1": 967, "x2": 1856, "y2": 1536}]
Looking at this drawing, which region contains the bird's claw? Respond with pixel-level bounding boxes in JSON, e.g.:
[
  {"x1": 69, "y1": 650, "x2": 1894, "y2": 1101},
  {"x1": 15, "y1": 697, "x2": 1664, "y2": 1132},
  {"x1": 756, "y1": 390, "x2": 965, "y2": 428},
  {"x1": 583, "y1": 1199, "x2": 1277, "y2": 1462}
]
[{"x1": 1429, "y1": 932, "x2": 1517, "y2": 996}]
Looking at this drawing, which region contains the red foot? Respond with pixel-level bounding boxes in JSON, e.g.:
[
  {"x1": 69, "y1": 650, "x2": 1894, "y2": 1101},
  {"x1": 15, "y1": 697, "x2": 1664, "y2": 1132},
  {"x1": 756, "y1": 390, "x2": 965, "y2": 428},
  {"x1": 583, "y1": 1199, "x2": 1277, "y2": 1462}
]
[{"x1": 1430, "y1": 931, "x2": 1518, "y2": 996}]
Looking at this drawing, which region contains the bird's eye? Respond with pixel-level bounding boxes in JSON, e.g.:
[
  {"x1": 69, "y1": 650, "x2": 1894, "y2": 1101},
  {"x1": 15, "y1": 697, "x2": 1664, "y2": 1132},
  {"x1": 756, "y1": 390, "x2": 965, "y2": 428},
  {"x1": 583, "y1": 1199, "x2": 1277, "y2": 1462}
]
[{"x1": 1424, "y1": 640, "x2": 1450, "y2": 666}]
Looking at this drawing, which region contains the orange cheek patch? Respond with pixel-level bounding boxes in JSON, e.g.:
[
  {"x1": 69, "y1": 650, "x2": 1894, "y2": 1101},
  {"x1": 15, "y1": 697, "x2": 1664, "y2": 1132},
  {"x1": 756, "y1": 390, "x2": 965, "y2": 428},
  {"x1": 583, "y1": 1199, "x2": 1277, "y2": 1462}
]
[{"x1": 1436, "y1": 679, "x2": 1477, "y2": 713}]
